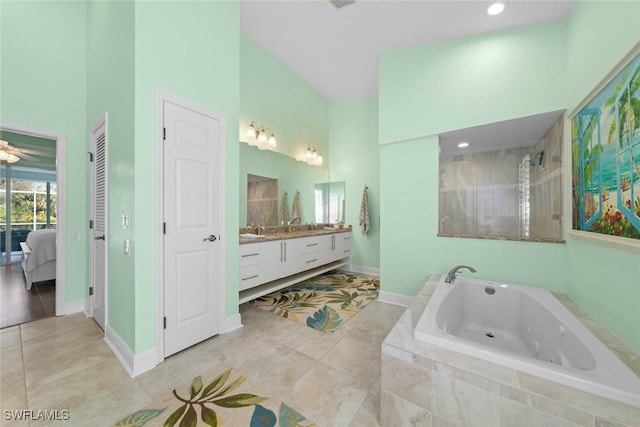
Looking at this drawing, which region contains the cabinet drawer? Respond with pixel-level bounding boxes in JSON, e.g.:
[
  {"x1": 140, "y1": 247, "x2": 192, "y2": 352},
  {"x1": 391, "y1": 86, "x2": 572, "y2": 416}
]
[
  {"x1": 239, "y1": 265, "x2": 263, "y2": 290},
  {"x1": 300, "y1": 238, "x2": 321, "y2": 254},
  {"x1": 300, "y1": 253, "x2": 321, "y2": 270},
  {"x1": 239, "y1": 250, "x2": 261, "y2": 267}
]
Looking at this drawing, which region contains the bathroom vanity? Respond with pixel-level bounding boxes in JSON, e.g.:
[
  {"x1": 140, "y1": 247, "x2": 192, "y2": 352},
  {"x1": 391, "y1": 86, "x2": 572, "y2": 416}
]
[{"x1": 239, "y1": 226, "x2": 351, "y2": 303}]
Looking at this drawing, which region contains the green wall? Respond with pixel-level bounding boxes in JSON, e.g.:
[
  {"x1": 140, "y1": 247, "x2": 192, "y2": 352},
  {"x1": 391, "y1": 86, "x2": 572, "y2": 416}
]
[
  {"x1": 379, "y1": 8, "x2": 640, "y2": 352},
  {"x1": 86, "y1": 0, "x2": 136, "y2": 347},
  {"x1": 379, "y1": 20, "x2": 569, "y2": 299},
  {"x1": 240, "y1": 33, "x2": 329, "y2": 161},
  {"x1": 134, "y1": 1, "x2": 240, "y2": 352},
  {"x1": 329, "y1": 98, "x2": 380, "y2": 270},
  {"x1": 379, "y1": 20, "x2": 567, "y2": 144},
  {"x1": 564, "y1": 0, "x2": 640, "y2": 352},
  {"x1": 1, "y1": 1, "x2": 89, "y2": 303}
]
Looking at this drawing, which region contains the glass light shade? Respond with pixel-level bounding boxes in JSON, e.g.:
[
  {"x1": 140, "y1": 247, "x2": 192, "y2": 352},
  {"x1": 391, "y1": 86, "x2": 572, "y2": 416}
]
[
  {"x1": 246, "y1": 122, "x2": 257, "y2": 139},
  {"x1": 316, "y1": 154, "x2": 323, "y2": 165},
  {"x1": 7, "y1": 153, "x2": 19, "y2": 163},
  {"x1": 268, "y1": 133, "x2": 276, "y2": 147},
  {"x1": 257, "y1": 126, "x2": 267, "y2": 142},
  {"x1": 0, "y1": 149, "x2": 8, "y2": 161}
]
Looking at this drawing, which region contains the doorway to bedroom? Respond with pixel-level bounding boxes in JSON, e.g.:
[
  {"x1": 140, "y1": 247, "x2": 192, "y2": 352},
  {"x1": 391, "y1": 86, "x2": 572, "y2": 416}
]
[{"x1": 0, "y1": 130, "x2": 57, "y2": 328}]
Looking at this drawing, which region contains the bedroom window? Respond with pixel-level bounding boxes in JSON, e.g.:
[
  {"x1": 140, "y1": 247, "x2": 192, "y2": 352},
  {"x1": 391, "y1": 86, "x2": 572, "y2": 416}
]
[{"x1": 0, "y1": 166, "x2": 56, "y2": 265}]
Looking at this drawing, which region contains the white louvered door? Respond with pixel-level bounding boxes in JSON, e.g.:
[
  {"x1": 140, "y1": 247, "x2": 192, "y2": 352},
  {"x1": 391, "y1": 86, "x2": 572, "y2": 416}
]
[{"x1": 90, "y1": 115, "x2": 107, "y2": 331}]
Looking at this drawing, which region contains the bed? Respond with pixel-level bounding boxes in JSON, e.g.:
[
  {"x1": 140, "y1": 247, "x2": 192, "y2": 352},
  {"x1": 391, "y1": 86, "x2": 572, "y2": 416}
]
[{"x1": 20, "y1": 229, "x2": 57, "y2": 291}]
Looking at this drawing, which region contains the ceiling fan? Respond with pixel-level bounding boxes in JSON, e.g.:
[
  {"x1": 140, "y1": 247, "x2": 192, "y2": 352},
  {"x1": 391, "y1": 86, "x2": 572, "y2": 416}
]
[{"x1": 0, "y1": 139, "x2": 39, "y2": 163}]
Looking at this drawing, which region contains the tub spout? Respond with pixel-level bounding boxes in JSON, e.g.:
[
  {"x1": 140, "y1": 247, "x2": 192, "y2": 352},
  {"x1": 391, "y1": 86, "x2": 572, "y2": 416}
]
[{"x1": 445, "y1": 265, "x2": 477, "y2": 283}]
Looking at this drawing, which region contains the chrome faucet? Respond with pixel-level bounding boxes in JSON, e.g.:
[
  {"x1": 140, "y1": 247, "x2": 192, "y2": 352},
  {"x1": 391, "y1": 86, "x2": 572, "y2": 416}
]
[
  {"x1": 255, "y1": 225, "x2": 265, "y2": 236},
  {"x1": 445, "y1": 265, "x2": 477, "y2": 283}
]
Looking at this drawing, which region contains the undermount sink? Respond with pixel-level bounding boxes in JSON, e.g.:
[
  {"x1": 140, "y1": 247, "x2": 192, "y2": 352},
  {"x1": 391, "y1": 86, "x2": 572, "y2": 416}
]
[{"x1": 240, "y1": 233, "x2": 264, "y2": 239}]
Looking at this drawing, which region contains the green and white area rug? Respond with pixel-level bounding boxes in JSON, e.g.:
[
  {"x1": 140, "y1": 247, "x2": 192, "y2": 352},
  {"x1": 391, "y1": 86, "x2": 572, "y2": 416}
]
[
  {"x1": 250, "y1": 271, "x2": 380, "y2": 333},
  {"x1": 113, "y1": 368, "x2": 316, "y2": 427}
]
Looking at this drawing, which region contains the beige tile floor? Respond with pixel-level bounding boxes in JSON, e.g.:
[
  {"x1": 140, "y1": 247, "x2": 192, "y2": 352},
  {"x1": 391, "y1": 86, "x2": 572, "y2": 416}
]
[{"x1": 0, "y1": 298, "x2": 405, "y2": 426}]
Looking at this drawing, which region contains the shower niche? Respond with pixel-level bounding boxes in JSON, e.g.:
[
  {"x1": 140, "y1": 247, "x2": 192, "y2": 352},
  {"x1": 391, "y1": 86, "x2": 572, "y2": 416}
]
[{"x1": 438, "y1": 110, "x2": 565, "y2": 242}]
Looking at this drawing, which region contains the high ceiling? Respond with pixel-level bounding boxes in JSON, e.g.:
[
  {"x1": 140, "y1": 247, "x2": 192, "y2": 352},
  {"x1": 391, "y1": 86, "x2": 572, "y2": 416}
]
[{"x1": 241, "y1": 0, "x2": 575, "y2": 99}]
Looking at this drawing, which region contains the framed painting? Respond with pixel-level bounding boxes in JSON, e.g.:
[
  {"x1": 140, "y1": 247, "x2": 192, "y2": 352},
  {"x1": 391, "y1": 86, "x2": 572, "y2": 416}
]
[{"x1": 570, "y1": 43, "x2": 640, "y2": 245}]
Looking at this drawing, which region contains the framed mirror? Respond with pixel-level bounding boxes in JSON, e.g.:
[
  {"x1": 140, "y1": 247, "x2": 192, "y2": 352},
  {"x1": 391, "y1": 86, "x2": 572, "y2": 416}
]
[
  {"x1": 314, "y1": 181, "x2": 345, "y2": 224},
  {"x1": 240, "y1": 143, "x2": 328, "y2": 226},
  {"x1": 438, "y1": 110, "x2": 565, "y2": 242}
]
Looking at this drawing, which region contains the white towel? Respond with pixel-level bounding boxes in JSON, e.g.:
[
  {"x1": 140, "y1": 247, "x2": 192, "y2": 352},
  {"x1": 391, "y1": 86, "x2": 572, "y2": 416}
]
[
  {"x1": 280, "y1": 192, "x2": 289, "y2": 225},
  {"x1": 359, "y1": 187, "x2": 370, "y2": 235},
  {"x1": 291, "y1": 192, "x2": 301, "y2": 224}
]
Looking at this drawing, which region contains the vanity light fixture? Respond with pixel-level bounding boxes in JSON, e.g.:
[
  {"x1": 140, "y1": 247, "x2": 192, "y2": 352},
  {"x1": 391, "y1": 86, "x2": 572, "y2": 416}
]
[
  {"x1": 486, "y1": 1, "x2": 506, "y2": 16},
  {"x1": 457, "y1": 141, "x2": 470, "y2": 148},
  {"x1": 245, "y1": 121, "x2": 277, "y2": 150},
  {"x1": 296, "y1": 145, "x2": 323, "y2": 166}
]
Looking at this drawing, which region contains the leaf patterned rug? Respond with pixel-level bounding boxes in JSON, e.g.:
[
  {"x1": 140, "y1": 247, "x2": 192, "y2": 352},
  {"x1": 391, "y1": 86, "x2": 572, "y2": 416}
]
[
  {"x1": 113, "y1": 368, "x2": 316, "y2": 427},
  {"x1": 250, "y1": 271, "x2": 380, "y2": 333}
]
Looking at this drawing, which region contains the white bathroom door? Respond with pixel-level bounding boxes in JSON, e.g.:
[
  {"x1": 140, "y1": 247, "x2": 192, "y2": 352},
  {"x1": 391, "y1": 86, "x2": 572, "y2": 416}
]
[
  {"x1": 90, "y1": 115, "x2": 108, "y2": 331},
  {"x1": 163, "y1": 99, "x2": 224, "y2": 357}
]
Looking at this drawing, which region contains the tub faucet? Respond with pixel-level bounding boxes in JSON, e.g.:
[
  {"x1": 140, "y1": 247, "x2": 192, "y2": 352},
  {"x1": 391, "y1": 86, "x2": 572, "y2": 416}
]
[{"x1": 445, "y1": 265, "x2": 477, "y2": 283}]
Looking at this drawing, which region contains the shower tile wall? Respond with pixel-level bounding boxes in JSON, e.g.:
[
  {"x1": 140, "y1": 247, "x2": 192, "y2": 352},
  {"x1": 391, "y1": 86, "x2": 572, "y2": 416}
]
[
  {"x1": 439, "y1": 116, "x2": 563, "y2": 240},
  {"x1": 529, "y1": 117, "x2": 563, "y2": 239},
  {"x1": 440, "y1": 148, "x2": 528, "y2": 238},
  {"x1": 247, "y1": 180, "x2": 278, "y2": 227}
]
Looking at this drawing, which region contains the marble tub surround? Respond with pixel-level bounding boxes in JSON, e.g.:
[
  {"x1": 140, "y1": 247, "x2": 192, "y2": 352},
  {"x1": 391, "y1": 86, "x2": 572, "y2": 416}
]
[
  {"x1": 240, "y1": 223, "x2": 351, "y2": 243},
  {"x1": 381, "y1": 275, "x2": 640, "y2": 426}
]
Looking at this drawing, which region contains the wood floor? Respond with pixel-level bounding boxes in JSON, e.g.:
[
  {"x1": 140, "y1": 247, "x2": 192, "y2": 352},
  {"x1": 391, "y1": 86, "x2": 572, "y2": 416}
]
[{"x1": 0, "y1": 262, "x2": 55, "y2": 329}]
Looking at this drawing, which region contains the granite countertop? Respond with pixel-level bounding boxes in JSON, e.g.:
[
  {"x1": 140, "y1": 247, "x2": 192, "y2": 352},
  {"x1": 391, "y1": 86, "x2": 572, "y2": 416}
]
[{"x1": 239, "y1": 224, "x2": 352, "y2": 244}]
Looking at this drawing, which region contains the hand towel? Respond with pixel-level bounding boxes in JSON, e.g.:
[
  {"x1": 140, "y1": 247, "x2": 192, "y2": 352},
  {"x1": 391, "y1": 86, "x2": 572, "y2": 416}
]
[
  {"x1": 359, "y1": 187, "x2": 370, "y2": 235},
  {"x1": 291, "y1": 191, "x2": 301, "y2": 224},
  {"x1": 280, "y1": 191, "x2": 289, "y2": 225}
]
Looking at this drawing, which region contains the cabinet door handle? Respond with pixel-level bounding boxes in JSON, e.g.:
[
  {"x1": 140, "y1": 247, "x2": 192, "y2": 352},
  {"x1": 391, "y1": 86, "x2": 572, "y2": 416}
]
[
  {"x1": 241, "y1": 274, "x2": 259, "y2": 281},
  {"x1": 306, "y1": 243, "x2": 318, "y2": 247},
  {"x1": 241, "y1": 253, "x2": 259, "y2": 258},
  {"x1": 306, "y1": 258, "x2": 318, "y2": 264}
]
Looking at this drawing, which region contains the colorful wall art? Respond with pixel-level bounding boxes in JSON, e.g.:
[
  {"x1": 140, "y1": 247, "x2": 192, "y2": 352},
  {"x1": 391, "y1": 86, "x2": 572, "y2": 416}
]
[{"x1": 571, "y1": 45, "x2": 640, "y2": 240}]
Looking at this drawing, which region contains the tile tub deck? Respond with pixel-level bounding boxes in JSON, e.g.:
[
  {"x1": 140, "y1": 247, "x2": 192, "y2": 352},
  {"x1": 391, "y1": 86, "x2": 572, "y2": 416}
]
[{"x1": 381, "y1": 275, "x2": 640, "y2": 427}]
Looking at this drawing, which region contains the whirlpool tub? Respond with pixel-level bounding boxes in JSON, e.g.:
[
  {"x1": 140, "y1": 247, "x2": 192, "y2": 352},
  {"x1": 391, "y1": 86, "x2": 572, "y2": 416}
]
[{"x1": 414, "y1": 275, "x2": 640, "y2": 407}]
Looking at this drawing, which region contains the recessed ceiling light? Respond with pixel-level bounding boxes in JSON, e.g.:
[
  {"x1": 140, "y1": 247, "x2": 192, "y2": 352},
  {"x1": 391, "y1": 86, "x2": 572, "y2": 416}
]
[
  {"x1": 487, "y1": 1, "x2": 506, "y2": 16},
  {"x1": 457, "y1": 142, "x2": 470, "y2": 148}
]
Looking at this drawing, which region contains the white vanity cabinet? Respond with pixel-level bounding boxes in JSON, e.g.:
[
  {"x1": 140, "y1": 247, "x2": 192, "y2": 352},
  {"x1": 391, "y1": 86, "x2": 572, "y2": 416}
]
[
  {"x1": 239, "y1": 231, "x2": 351, "y2": 304},
  {"x1": 239, "y1": 240, "x2": 282, "y2": 290}
]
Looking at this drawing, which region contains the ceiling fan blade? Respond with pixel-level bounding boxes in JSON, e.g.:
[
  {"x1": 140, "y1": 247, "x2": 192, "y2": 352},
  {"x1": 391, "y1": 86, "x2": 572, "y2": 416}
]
[{"x1": 16, "y1": 152, "x2": 38, "y2": 161}]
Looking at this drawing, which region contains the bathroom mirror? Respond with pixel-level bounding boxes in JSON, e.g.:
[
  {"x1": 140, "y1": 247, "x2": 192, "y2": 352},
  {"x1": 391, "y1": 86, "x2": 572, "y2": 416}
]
[
  {"x1": 438, "y1": 110, "x2": 565, "y2": 242},
  {"x1": 314, "y1": 181, "x2": 346, "y2": 224},
  {"x1": 240, "y1": 143, "x2": 328, "y2": 226}
]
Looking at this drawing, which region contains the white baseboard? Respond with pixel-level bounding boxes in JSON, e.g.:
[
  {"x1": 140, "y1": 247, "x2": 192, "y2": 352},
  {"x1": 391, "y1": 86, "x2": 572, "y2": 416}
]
[
  {"x1": 348, "y1": 264, "x2": 380, "y2": 276},
  {"x1": 378, "y1": 291, "x2": 412, "y2": 307},
  {"x1": 59, "y1": 299, "x2": 86, "y2": 316},
  {"x1": 105, "y1": 325, "x2": 156, "y2": 378},
  {"x1": 225, "y1": 313, "x2": 243, "y2": 333}
]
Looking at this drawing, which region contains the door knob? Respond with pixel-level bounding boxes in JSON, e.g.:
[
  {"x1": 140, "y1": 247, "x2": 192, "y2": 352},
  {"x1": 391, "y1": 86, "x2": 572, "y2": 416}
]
[
  {"x1": 203, "y1": 234, "x2": 217, "y2": 242},
  {"x1": 94, "y1": 235, "x2": 105, "y2": 241}
]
